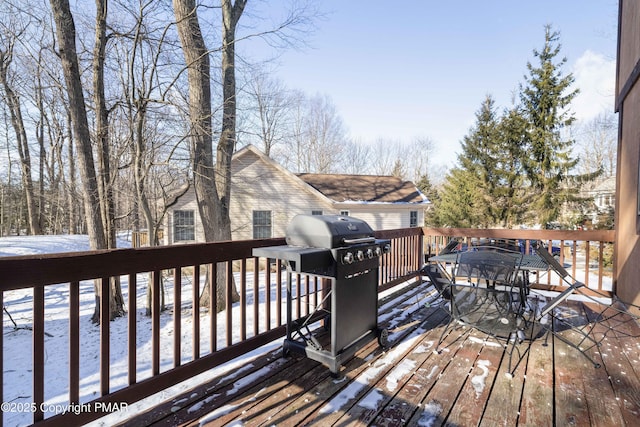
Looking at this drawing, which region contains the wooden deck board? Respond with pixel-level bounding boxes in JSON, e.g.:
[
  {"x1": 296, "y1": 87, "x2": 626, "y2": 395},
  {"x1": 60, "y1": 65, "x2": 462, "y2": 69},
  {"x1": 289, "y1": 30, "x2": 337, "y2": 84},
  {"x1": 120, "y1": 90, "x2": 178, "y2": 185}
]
[
  {"x1": 553, "y1": 331, "x2": 592, "y2": 426},
  {"x1": 588, "y1": 306, "x2": 640, "y2": 426},
  {"x1": 119, "y1": 280, "x2": 640, "y2": 427},
  {"x1": 337, "y1": 315, "x2": 448, "y2": 426},
  {"x1": 478, "y1": 342, "x2": 526, "y2": 427},
  {"x1": 444, "y1": 335, "x2": 504, "y2": 426},
  {"x1": 371, "y1": 314, "x2": 450, "y2": 426},
  {"x1": 407, "y1": 331, "x2": 486, "y2": 425},
  {"x1": 518, "y1": 338, "x2": 554, "y2": 426}
]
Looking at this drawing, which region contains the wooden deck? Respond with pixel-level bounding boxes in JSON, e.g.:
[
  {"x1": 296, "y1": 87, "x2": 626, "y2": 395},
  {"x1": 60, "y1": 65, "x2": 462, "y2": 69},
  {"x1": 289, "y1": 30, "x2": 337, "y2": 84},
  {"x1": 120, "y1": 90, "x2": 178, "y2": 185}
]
[{"x1": 123, "y1": 280, "x2": 640, "y2": 427}]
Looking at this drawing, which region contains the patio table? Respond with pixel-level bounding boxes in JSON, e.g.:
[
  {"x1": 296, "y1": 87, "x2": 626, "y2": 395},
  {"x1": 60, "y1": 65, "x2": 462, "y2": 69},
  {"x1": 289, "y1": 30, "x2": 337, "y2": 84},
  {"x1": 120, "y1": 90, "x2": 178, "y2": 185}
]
[
  {"x1": 426, "y1": 248, "x2": 551, "y2": 373},
  {"x1": 428, "y1": 252, "x2": 548, "y2": 272},
  {"x1": 429, "y1": 251, "x2": 550, "y2": 301}
]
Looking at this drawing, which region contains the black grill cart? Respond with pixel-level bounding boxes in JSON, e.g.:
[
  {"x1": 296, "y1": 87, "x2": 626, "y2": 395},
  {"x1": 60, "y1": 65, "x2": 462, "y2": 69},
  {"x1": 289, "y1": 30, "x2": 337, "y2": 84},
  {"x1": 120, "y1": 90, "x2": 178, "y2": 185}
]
[{"x1": 253, "y1": 214, "x2": 390, "y2": 375}]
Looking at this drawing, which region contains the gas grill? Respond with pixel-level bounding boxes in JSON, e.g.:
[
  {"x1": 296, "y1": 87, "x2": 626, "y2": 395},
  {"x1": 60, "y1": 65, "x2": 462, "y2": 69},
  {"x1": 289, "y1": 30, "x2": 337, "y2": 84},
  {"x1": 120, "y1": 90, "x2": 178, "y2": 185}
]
[{"x1": 253, "y1": 214, "x2": 391, "y2": 375}]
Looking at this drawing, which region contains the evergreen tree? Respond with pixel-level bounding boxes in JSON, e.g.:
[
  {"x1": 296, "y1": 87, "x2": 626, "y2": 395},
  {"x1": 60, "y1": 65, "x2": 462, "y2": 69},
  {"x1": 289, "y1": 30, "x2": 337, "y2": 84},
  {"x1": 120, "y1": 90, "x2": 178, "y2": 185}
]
[
  {"x1": 417, "y1": 173, "x2": 439, "y2": 226},
  {"x1": 431, "y1": 96, "x2": 502, "y2": 227},
  {"x1": 416, "y1": 173, "x2": 436, "y2": 204},
  {"x1": 519, "y1": 25, "x2": 585, "y2": 225},
  {"x1": 431, "y1": 26, "x2": 597, "y2": 229},
  {"x1": 493, "y1": 106, "x2": 530, "y2": 226},
  {"x1": 459, "y1": 95, "x2": 501, "y2": 227},
  {"x1": 430, "y1": 167, "x2": 481, "y2": 227}
]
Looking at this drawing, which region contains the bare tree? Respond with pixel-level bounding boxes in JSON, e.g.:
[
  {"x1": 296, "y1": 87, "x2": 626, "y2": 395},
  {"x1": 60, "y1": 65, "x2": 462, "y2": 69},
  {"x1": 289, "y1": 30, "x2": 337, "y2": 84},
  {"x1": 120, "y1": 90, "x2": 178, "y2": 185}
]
[
  {"x1": 49, "y1": 0, "x2": 106, "y2": 249},
  {"x1": 278, "y1": 92, "x2": 347, "y2": 173},
  {"x1": 338, "y1": 138, "x2": 372, "y2": 174},
  {"x1": 93, "y1": 0, "x2": 118, "y2": 249},
  {"x1": 370, "y1": 138, "x2": 402, "y2": 176},
  {"x1": 575, "y1": 112, "x2": 617, "y2": 177},
  {"x1": 91, "y1": 0, "x2": 125, "y2": 320},
  {"x1": 244, "y1": 69, "x2": 292, "y2": 156},
  {"x1": 407, "y1": 136, "x2": 435, "y2": 182},
  {"x1": 216, "y1": 0, "x2": 247, "y2": 232},
  {"x1": 276, "y1": 88, "x2": 307, "y2": 172},
  {"x1": 49, "y1": 0, "x2": 132, "y2": 323},
  {"x1": 0, "y1": 27, "x2": 42, "y2": 235},
  {"x1": 368, "y1": 137, "x2": 434, "y2": 182},
  {"x1": 0, "y1": 102, "x2": 22, "y2": 235},
  {"x1": 173, "y1": 0, "x2": 241, "y2": 310}
]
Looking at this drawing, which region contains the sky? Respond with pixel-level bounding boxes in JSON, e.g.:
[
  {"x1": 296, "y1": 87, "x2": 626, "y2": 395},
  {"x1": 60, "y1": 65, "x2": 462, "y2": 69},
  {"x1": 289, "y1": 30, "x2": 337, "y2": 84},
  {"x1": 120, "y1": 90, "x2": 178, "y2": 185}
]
[{"x1": 260, "y1": 1, "x2": 619, "y2": 167}]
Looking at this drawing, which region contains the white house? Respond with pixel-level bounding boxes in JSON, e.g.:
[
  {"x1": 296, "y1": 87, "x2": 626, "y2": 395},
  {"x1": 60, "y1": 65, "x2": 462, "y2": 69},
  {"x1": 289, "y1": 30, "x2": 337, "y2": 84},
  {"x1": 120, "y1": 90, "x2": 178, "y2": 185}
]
[
  {"x1": 584, "y1": 175, "x2": 616, "y2": 226},
  {"x1": 162, "y1": 144, "x2": 429, "y2": 245}
]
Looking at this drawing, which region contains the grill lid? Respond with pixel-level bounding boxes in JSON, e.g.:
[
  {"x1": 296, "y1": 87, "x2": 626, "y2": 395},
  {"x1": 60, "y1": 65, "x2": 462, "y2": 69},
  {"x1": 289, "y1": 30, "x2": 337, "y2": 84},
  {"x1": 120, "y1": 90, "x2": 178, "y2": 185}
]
[{"x1": 285, "y1": 214, "x2": 375, "y2": 249}]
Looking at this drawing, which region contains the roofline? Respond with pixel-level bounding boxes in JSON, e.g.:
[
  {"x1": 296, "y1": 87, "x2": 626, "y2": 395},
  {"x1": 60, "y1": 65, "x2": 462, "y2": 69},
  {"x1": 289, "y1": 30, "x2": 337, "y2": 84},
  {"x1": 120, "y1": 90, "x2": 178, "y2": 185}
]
[
  {"x1": 234, "y1": 144, "x2": 430, "y2": 205},
  {"x1": 233, "y1": 144, "x2": 335, "y2": 204}
]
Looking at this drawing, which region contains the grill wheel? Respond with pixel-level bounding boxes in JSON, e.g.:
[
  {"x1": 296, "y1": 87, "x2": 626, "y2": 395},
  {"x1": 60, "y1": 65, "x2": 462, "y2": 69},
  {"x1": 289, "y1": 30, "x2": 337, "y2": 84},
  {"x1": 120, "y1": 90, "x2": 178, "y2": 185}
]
[{"x1": 378, "y1": 328, "x2": 389, "y2": 348}]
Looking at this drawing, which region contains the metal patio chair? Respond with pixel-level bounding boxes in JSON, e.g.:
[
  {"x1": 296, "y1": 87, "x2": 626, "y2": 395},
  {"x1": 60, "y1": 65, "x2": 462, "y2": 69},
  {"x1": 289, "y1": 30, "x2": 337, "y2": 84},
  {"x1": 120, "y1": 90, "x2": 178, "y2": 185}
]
[
  {"x1": 430, "y1": 246, "x2": 530, "y2": 373},
  {"x1": 421, "y1": 238, "x2": 459, "y2": 300},
  {"x1": 530, "y1": 240, "x2": 640, "y2": 368}
]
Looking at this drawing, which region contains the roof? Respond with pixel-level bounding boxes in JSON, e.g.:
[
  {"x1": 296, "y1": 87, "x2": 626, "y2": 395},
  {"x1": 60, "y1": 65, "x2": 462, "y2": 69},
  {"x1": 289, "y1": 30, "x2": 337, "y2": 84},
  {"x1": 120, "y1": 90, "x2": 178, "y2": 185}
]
[
  {"x1": 296, "y1": 173, "x2": 428, "y2": 204},
  {"x1": 593, "y1": 176, "x2": 616, "y2": 193}
]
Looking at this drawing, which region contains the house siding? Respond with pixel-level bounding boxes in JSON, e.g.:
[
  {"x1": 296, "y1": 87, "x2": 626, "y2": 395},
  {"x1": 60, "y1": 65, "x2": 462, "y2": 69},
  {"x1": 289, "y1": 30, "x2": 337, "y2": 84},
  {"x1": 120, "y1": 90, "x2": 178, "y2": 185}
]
[
  {"x1": 229, "y1": 150, "x2": 333, "y2": 240},
  {"x1": 163, "y1": 146, "x2": 427, "y2": 244},
  {"x1": 615, "y1": 0, "x2": 640, "y2": 308},
  {"x1": 340, "y1": 205, "x2": 424, "y2": 230}
]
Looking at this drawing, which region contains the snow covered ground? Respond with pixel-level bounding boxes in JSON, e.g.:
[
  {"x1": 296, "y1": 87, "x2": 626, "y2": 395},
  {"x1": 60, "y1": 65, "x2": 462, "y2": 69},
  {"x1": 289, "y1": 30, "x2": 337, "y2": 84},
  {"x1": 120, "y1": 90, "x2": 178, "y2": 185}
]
[{"x1": 1, "y1": 235, "x2": 298, "y2": 426}]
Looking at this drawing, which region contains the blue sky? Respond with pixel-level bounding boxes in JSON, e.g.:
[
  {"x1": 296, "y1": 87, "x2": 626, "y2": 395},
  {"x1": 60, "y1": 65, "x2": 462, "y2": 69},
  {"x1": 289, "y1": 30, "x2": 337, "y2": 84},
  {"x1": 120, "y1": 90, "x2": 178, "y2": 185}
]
[{"x1": 260, "y1": 1, "x2": 619, "y2": 166}]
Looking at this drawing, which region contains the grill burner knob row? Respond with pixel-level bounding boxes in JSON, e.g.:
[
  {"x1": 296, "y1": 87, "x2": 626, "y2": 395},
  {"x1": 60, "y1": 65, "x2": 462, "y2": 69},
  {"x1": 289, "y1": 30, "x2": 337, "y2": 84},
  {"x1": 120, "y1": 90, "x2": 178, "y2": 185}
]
[{"x1": 343, "y1": 252, "x2": 354, "y2": 264}]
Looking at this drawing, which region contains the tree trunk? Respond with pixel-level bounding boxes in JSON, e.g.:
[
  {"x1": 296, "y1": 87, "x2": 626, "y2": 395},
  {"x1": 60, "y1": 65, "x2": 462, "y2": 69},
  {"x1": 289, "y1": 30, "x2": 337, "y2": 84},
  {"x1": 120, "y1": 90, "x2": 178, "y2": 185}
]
[
  {"x1": 65, "y1": 109, "x2": 77, "y2": 234},
  {"x1": 49, "y1": 0, "x2": 125, "y2": 323},
  {"x1": 200, "y1": 0, "x2": 247, "y2": 309},
  {"x1": 35, "y1": 64, "x2": 46, "y2": 234},
  {"x1": 50, "y1": 0, "x2": 106, "y2": 249},
  {"x1": 216, "y1": 0, "x2": 247, "y2": 228},
  {"x1": 93, "y1": 0, "x2": 117, "y2": 250},
  {"x1": 93, "y1": 0, "x2": 125, "y2": 320},
  {"x1": 173, "y1": 0, "x2": 241, "y2": 312},
  {"x1": 0, "y1": 46, "x2": 42, "y2": 235}
]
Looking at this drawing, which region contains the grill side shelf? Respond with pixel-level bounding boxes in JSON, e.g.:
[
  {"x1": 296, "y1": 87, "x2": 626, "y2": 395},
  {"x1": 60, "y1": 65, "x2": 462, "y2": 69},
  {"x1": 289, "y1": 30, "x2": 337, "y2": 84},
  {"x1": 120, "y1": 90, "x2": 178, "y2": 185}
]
[{"x1": 252, "y1": 245, "x2": 334, "y2": 275}]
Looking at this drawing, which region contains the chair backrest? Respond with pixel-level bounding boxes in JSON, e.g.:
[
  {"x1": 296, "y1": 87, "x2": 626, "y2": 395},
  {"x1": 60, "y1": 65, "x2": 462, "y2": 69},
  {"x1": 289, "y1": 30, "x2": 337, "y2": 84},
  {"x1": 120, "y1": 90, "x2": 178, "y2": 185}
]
[
  {"x1": 439, "y1": 238, "x2": 460, "y2": 255},
  {"x1": 422, "y1": 263, "x2": 452, "y2": 299},
  {"x1": 454, "y1": 247, "x2": 523, "y2": 285},
  {"x1": 531, "y1": 240, "x2": 569, "y2": 278}
]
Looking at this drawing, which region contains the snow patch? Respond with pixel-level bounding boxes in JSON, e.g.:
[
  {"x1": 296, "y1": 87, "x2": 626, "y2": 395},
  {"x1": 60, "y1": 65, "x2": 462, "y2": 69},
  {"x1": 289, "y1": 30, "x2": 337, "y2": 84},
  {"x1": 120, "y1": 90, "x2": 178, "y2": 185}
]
[
  {"x1": 417, "y1": 400, "x2": 443, "y2": 427},
  {"x1": 471, "y1": 359, "x2": 491, "y2": 398}
]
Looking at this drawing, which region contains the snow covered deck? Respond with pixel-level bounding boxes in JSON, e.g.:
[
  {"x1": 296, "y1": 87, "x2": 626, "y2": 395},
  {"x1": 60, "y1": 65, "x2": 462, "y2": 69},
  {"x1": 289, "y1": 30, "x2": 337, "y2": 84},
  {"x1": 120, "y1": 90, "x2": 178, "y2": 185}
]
[
  {"x1": 0, "y1": 228, "x2": 628, "y2": 426},
  {"x1": 126, "y1": 279, "x2": 640, "y2": 427}
]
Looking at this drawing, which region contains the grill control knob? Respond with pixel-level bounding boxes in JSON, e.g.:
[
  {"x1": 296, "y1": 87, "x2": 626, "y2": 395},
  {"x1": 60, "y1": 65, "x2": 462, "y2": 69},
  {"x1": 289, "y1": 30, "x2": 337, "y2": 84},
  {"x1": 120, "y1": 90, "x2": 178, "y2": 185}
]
[
  {"x1": 366, "y1": 248, "x2": 374, "y2": 259},
  {"x1": 375, "y1": 247, "x2": 382, "y2": 257},
  {"x1": 383, "y1": 244, "x2": 391, "y2": 254},
  {"x1": 343, "y1": 252, "x2": 354, "y2": 264},
  {"x1": 356, "y1": 250, "x2": 365, "y2": 261}
]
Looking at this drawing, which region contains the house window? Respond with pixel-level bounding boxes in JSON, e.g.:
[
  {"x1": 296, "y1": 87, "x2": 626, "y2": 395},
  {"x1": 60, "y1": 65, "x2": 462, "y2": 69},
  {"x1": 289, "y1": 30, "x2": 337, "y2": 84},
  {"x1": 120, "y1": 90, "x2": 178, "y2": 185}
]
[
  {"x1": 253, "y1": 210, "x2": 272, "y2": 239},
  {"x1": 174, "y1": 210, "x2": 195, "y2": 241},
  {"x1": 311, "y1": 210, "x2": 323, "y2": 215},
  {"x1": 410, "y1": 211, "x2": 418, "y2": 227},
  {"x1": 340, "y1": 210, "x2": 349, "y2": 216}
]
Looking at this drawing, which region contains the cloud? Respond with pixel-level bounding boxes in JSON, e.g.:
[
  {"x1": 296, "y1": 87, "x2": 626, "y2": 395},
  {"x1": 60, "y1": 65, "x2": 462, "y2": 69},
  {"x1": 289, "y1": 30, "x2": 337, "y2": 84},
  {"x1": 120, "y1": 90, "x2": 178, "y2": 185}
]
[{"x1": 571, "y1": 50, "x2": 616, "y2": 122}]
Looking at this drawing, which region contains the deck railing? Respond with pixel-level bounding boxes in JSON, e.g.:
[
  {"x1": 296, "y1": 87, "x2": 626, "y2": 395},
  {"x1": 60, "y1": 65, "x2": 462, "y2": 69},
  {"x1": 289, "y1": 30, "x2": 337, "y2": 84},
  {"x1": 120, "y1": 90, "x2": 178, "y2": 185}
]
[
  {"x1": 0, "y1": 227, "x2": 611, "y2": 426},
  {"x1": 423, "y1": 228, "x2": 616, "y2": 294}
]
